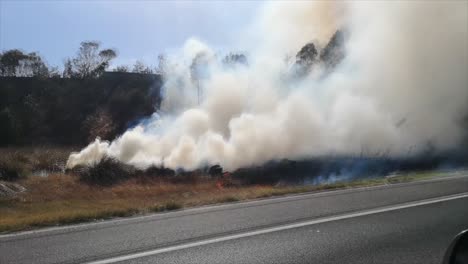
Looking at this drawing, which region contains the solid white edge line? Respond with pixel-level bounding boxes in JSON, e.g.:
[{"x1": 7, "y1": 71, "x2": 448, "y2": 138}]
[
  {"x1": 2, "y1": 173, "x2": 467, "y2": 239},
  {"x1": 86, "y1": 192, "x2": 468, "y2": 264}
]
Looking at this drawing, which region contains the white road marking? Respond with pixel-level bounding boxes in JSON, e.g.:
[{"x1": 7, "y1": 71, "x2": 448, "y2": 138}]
[
  {"x1": 86, "y1": 192, "x2": 468, "y2": 264},
  {"x1": 2, "y1": 173, "x2": 467, "y2": 239}
]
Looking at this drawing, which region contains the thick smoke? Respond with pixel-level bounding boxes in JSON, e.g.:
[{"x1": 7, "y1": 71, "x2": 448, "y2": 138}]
[{"x1": 67, "y1": 1, "x2": 468, "y2": 171}]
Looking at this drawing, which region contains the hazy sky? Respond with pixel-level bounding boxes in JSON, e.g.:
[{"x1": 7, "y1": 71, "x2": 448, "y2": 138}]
[{"x1": 0, "y1": 0, "x2": 263, "y2": 68}]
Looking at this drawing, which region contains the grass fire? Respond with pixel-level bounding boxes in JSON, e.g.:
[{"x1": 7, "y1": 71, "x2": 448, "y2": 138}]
[{"x1": 1, "y1": 1, "x2": 467, "y2": 233}]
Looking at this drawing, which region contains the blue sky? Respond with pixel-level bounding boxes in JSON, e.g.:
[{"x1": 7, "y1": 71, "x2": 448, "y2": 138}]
[{"x1": 0, "y1": 0, "x2": 263, "y2": 68}]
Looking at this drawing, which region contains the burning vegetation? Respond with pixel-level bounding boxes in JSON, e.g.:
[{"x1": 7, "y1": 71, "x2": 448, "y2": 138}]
[
  {"x1": 1, "y1": 1, "x2": 467, "y2": 232},
  {"x1": 66, "y1": 1, "x2": 468, "y2": 175}
]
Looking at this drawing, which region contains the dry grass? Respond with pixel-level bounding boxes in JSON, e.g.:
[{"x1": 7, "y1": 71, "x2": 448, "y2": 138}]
[
  {"x1": 0, "y1": 174, "x2": 277, "y2": 232},
  {"x1": 0, "y1": 146, "x2": 76, "y2": 180},
  {"x1": 0, "y1": 169, "x2": 456, "y2": 233}
]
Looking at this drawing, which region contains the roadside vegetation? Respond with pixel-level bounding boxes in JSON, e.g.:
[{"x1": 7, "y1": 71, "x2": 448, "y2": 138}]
[
  {"x1": 0, "y1": 147, "x2": 462, "y2": 233},
  {"x1": 0, "y1": 147, "x2": 74, "y2": 181},
  {"x1": 1, "y1": 39, "x2": 467, "y2": 234}
]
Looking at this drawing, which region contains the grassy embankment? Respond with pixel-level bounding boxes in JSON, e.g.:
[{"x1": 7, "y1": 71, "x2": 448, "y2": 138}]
[{"x1": 0, "y1": 147, "x2": 461, "y2": 233}]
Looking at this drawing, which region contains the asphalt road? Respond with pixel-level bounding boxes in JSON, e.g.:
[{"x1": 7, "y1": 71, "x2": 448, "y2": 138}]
[{"x1": 1, "y1": 175, "x2": 468, "y2": 264}]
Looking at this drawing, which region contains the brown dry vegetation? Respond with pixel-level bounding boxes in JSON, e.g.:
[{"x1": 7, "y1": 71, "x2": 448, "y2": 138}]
[
  {"x1": 0, "y1": 169, "x2": 452, "y2": 233},
  {"x1": 0, "y1": 173, "x2": 299, "y2": 232},
  {"x1": 0, "y1": 147, "x2": 458, "y2": 233},
  {"x1": 0, "y1": 147, "x2": 76, "y2": 180}
]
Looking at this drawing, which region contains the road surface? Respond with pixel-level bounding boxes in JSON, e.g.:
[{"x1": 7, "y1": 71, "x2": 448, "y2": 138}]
[{"x1": 1, "y1": 175, "x2": 468, "y2": 264}]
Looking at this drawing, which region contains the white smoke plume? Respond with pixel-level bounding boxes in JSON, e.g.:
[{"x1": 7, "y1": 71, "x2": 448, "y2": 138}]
[{"x1": 67, "y1": 1, "x2": 468, "y2": 171}]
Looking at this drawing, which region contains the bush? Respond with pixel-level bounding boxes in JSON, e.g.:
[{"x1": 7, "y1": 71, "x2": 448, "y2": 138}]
[
  {"x1": 0, "y1": 151, "x2": 29, "y2": 181},
  {"x1": 0, "y1": 166, "x2": 21, "y2": 181},
  {"x1": 164, "y1": 201, "x2": 182, "y2": 211},
  {"x1": 142, "y1": 165, "x2": 175, "y2": 178},
  {"x1": 78, "y1": 157, "x2": 134, "y2": 186},
  {"x1": 149, "y1": 201, "x2": 182, "y2": 213},
  {"x1": 0, "y1": 147, "x2": 72, "y2": 181},
  {"x1": 208, "y1": 165, "x2": 223, "y2": 177}
]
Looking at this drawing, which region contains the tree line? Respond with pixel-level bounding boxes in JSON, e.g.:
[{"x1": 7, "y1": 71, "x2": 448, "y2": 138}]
[
  {"x1": 0, "y1": 41, "x2": 169, "y2": 79},
  {"x1": 0, "y1": 41, "x2": 251, "y2": 79},
  {"x1": 0, "y1": 41, "x2": 168, "y2": 146},
  {"x1": 0, "y1": 40, "x2": 255, "y2": 147},
  {"x1": 0, "y1": 73, "x2": 162, "y2": 146},
  {"x1": 0, "y1": 35, "x2": 342, "y2": 147}
]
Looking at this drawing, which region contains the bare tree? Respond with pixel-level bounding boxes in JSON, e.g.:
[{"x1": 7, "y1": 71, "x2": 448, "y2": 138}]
[
  {"x1": 155, "y1": 53, "x2": 167, "y2": 75},
  {"x1": 82, "y1": 108, "x2": 116, "y2": 141},
  {"x1": 190, "y1": 52, "x2": 211, "y2": 105},
  {"x1": 64, "y1": 41, "x2": 117, "y2": 78},
  {"x1": 63, "y1": 58, "x2": 74, "y2": 78},
  {"x1": 132, "y1": 60, "x2": 153, "y2": 74},
  {"x1": 132, "y1": 60, "x2": 145, "y2": 73},
  {"x1": 48, "y1": 66, "x2": 61, "y2": 78}
]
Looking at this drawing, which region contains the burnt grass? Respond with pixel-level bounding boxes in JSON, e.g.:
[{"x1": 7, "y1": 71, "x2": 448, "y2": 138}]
[
  {"x1": 76, "y1": 157, "x2": 135, "y2": 186},
  {"x1": 72, "y1": 151, "x2": 468, "y2": 187},
  {"x1": 1, "y1": 149, "x2": 466, "y2": 233},
  {"x1": 72, "y1": 157, "x2": 207, "y2": 186},
  {"x1": 232, "y1": 152, "x2": 468, "y2": 185}
]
